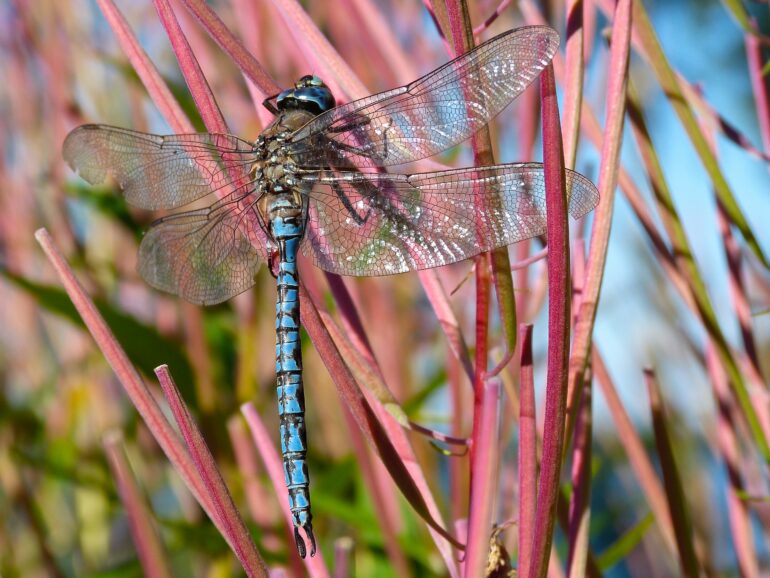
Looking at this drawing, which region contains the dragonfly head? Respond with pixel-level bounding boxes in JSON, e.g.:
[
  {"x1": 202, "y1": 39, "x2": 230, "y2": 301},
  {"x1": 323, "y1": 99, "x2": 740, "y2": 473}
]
[{"x1": 276, "y1": 75, "x2": 336, "y2": 115}]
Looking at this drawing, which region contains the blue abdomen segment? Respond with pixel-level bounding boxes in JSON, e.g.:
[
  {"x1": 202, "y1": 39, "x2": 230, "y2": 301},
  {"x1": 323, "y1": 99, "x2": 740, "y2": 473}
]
[{"x1": 271, "y1": 213, "x2": 316, "y2": 558}]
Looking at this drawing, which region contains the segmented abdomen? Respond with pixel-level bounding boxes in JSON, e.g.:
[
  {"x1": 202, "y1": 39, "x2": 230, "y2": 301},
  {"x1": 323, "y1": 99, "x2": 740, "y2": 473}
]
[{"x1": 272, "y1": 213, "x2": 316, "y2": 558}]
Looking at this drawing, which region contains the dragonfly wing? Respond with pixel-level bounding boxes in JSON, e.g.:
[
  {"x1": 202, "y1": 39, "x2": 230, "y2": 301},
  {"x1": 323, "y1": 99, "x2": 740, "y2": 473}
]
[
  {"x1": 287, "y1": 26, "x2": 559, "y2": 167},
  {"x1": 300, "y1": 164, "x2": 598, "y2": 276},
  {"x1": 138, "y1": 190, "x2": 266, "y2": 305},
  {"x1": 63, "y1": 125, "x2": 258, "y2": 210}
]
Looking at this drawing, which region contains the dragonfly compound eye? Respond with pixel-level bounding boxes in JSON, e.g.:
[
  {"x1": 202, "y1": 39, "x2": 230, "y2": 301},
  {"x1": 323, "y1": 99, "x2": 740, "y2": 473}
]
[
  {"x1": 296, "y1": 74, "x2": 325, "y2": 88},
  {"x1": 276, "y1": 83, "x2": 336, "y2": 115}
]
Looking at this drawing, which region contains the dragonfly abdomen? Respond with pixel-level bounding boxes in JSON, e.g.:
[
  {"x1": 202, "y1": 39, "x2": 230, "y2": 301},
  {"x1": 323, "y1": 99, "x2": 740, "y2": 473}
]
[{"x1": 271, "y1": 209, "x2": 316, "y2": 558}]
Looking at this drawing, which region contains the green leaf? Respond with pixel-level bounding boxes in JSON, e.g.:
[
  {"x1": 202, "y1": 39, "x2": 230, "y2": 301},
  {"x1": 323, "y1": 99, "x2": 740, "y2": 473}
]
[
  {"x1": 634, "y1": 1, "x2": 769, "y2": 268},
  {"x1": 65, "y1": 182, "x2": 142, "y2": 238},
  {"x1": 719, "y1": 0, "x2": 756, "y2": 36},
  {"x1": 735, "y1": 489, "x2": 770, "y2": 503},
  {"x1": 4, "y1": 272, "x2": 198, "y2": 406},
  {"x1": 81, "y1": 559, "x2": 144, "y2": 578},
  {"x1": 596, "y1": 512, "x2": 655, "y2": 570},
  {"x1": 114, "y1": 60, "x2": 207, "y2": 132},
  {"x1": 762, "y1": 59, "x2": 770, "y2": 78}
]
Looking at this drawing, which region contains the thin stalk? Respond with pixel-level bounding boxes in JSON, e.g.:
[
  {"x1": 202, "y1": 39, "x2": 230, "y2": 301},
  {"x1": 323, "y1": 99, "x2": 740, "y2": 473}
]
[
  {"x1": 567, "y1": 377, "x2": 592, "y2": 578},
  {"x1": 705, "y1": 345, "x2": 760, "y2": 578},
  {"x1": 644, "y1": 369, "x2": 702, "y2": 578},
  {"x1": 463, "y1": 378, "x2": 502, "y2": 578},
  {"x1": 527, "y1": 62, "x2": 571, "y2": 578},
  {"x1": 518, "y1": 323, "x2": 537, "y2": 578},
  {"x1": 563, "y1": 0, "x2": 631, "y2": 458},
  {"x1": 155, "y1": 365, "x2": 267, "y2": 577},
  {"x1": 103, "y1": 433, "x2": 173, "y2": 578}
]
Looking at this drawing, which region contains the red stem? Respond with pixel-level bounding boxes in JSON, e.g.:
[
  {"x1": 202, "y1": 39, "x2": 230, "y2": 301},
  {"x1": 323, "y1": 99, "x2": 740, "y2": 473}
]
[
  {"x1": 155, "y1": 366, "x2": 267, "y2": 577},
  {"x1": 517, "y1": 323, "x2": 537, "y2": 578},
  {"x1": 527, "y1": 62, "x2": 571, "y2": 578}
]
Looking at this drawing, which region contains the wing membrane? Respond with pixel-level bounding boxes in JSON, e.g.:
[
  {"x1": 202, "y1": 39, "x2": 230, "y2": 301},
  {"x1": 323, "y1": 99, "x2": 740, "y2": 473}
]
[
  {"x1": 63, "y1": 125, "x2": 258, "y2": 210},
  {"x1": 138, "y1": 190, "x2": 266, "y2": 305},
  {"x1": 288, "y1": 26, "x2": 559, "y2": 168},
  {"x1": 300, "y1": 164, "x2": 598, "y2": 276}
]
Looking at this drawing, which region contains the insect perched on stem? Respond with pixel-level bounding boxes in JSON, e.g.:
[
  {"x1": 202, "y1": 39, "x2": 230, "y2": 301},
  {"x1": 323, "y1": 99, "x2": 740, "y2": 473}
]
[{"x1": 64, "y1": 25, "x2": 599, "y2": 557}]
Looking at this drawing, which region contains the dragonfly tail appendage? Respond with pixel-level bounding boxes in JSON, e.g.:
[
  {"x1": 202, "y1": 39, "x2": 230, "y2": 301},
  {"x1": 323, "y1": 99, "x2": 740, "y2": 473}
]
[
  {"x1": 273, "y1": 212, "x2": 316, "y2": 557},
  {"x1": 293, "y1": 511, "x2": 317, "y2": 558}
]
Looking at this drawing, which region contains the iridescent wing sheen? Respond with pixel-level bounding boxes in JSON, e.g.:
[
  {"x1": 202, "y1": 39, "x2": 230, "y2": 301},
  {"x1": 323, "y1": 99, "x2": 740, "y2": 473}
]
[
  {"x1": 63, "y1": 125, "x2": 258, "y2": 210},
  {"x1": 137, "y1": 189, "x2": 267, "y2": 305},
  {"x1": 299, "y1": 164, "x2": 599, "y2": 276},
  {"x1": 286, "y1": 26, "x2": 559, "y2": 168}
]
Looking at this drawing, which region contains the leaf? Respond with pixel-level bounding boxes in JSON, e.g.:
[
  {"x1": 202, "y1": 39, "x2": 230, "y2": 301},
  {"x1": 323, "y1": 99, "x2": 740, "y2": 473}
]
[
  {"x1": 633, "y1": 1, "x2": 769, "y2": 268},
  {"x1": 5, "y1": 272, "x2": 198, "y2": 406},
  {"x1": 65, "y1": 182, "x2": 141, "y2": 237},
  {"x1": 596, "y1": 512, "x2": 655, "y2": 570}
]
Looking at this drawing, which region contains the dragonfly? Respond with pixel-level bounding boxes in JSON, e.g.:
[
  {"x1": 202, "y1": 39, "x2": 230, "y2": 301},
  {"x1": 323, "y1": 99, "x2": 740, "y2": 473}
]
[{"x1": 63, "y1": 25, "x2": 599, "y2": 557}]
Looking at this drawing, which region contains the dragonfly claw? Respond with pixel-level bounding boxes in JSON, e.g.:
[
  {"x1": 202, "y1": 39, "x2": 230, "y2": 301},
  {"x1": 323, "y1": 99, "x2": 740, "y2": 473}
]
[
  {"x1": 294, "y1": 523, "x2": 317, "y2": 558},
  {"x1": 294, "y1": 527, "x2": 306, "y2": 558}
]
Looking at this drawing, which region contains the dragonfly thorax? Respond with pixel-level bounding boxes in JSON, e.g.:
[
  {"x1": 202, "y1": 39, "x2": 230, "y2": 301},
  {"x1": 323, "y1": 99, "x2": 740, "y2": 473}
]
[
  {"x1": 250, "y1": 110, "x2": 318, "y2": 225},
  {"x1": 251, "y1": 125, "x2": 308, "y2": 237},
  {"x1": 249, "y1": 128, "x2": 298, "y2": 188}
]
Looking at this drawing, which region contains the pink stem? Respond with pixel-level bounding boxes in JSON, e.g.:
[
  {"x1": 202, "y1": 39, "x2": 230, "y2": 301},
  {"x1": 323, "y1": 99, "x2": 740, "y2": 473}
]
[
  {"x1": 95, "y1": 0, "x2": 193, "y2": 133},
  {"x1": 408, "y1": 421, "x2": 470, "y2": 446},
  {"x1": 746, "y1": 19, "x2": 770, "y2": 169},
  {"x1": 463, "y1": 378, "x2": 502, "y2": 578},
  {"x1": 527, "y1": 61, "x2": 571, "y2": 578},
  {"x1": 472, "y1": 0, "x2": 513, "y2": 36},
  {"x1": 152, "y1": 0, "x2": 227, "y2": 134},
  {"x1": 511, "y1": 248, "x2": 549, "y2": 272},
  {"x1": 566, "y1": 376, "x2": 592, "y2": 576},
  {"x1": 562, "y1": 0, "x2": 585, "y2": 169},
  {"x1": 103, "y1": 433, "x2": 173, "y2": 578},
  {"x1": 705, "y1": 344, "x2": 760, "y2": 578},
  {"x1": 178, "y1": 0, "x2": 279, "y2": 96},
  {"x1": 34, "y1": 229, "x2": 217, "y2": 527},
  {"x1": 564, "y1": 0, "x2": 631, "y2": 454},
  {"x1": 333, "y1": 537, "x2": 355, "y2": 578},
  {"x1": 155, "y1": 366, "x2": 266, "y2": 577},
  {"x1": 518, "y1": 323, "x2": 537, "y2": 578},
  {"x1": 240, "y1": 403, "x2": 331, "y2": 577}
]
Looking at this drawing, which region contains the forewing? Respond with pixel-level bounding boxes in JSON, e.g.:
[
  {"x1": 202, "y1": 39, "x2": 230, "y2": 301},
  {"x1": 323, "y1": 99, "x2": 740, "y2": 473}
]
[
  {"x1": 138, "y1": 191, "x2": 266, "y2": 305},
  {"x1": 300, "y1": 164, "x2": 598, "y2": 276},
  {"x1": 288, "y1": 26, "x2": 559, "y2": 167},
  {"x1": 63, "y1": 125, "x2": 258, "y2": 210}
]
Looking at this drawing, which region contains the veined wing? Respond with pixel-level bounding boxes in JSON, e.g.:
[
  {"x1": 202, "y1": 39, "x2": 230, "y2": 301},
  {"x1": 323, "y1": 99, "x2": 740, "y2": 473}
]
[
  {"x1": 287, "y1": 26, "x2": 558, "y2": 168},
  {"x1": 138, "y1": 189, "x2": 266, "y2": 305},
  {"x1": 63, "y1": 125, "x2": 258, "y2": 210},
  {"x1": 299, "y1": 164, "x2": 598, "y2": 276}
]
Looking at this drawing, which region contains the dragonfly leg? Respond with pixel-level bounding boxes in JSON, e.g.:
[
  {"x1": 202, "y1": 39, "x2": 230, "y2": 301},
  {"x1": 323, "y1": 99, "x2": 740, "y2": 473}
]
[
  {"x1": 329, "y1": 180, "x2": 372, "y2": 225},
  {"x1": 326, "y1": 115, "x2": 394, "y2": 161},
  {"x1": 324, "y1": 112, "x2": 370, "y2": 134},
  {"x1": 319, "y1": 135, "x2": 383, "y2": 163},
  {"x1": 262, "y1": 94, "x2": 280, "y2": 114}
]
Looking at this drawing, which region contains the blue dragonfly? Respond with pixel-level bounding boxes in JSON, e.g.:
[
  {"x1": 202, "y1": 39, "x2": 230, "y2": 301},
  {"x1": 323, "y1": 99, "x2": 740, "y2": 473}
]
[{"x1": 63, "y1": 25, "x2": 599, "y2": 557}]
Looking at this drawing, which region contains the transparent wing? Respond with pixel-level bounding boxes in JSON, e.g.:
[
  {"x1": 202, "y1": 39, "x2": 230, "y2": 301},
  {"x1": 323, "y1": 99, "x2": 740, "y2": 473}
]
[
  {"x1": 299, "y1": 164, "x2": 598, "y2": 276},
  {"x1": 63, "y1": 125, "x2": 258, "y2": 210},
  {"x1": 138, "y1": 189, "x2": 266, "y2": 305},
  {"x1": 287, "y1": 26, "x2": 559, "y2": 168}
]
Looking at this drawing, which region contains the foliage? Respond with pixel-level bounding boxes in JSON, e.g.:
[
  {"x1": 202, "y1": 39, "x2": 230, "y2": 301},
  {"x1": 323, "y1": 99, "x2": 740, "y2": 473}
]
[{"x1": 1, "y1": 0, "x2": 769, "y2": 577}]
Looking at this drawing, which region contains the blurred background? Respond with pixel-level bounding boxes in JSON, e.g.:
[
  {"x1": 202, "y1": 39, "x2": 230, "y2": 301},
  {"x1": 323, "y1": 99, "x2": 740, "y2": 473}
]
[{"x1": 1, "y1": 0, "x2": 769, "y2": 576}]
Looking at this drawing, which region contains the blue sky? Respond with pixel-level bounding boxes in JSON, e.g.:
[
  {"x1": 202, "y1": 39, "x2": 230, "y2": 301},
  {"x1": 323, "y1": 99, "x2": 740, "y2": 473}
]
[{"x1": 573, "y1": 0, "x2": 770, "y2": 428}]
